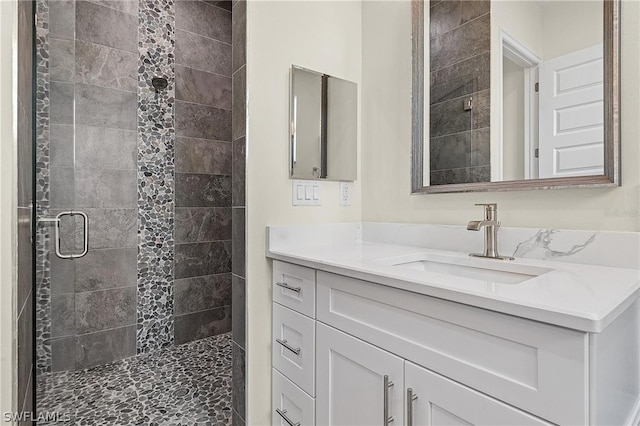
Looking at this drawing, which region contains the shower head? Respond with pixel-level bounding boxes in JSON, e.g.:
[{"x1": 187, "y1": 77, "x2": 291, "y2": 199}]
[{"x1": 151, "y1": 77, "x2": 168, "y2": 91}]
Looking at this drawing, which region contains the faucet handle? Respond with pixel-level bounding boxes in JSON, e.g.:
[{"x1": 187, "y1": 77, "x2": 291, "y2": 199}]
[
  {"x1": 474, "y1": 203, "x2": 498, "y2": 221},
  {"x1": 474, "y1": 203, "x2": 497, "y2": 210}
]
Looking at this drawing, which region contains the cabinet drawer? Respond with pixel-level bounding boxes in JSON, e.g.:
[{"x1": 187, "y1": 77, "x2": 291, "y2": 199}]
[
  {"x1": 273, "y1": 302, "x2": 316, "y2": 395},
  {"x1": 405, "y1": 361, "x2": 552, "y2": 425},
  {"x1": 273, "y1": 368, "x2": 315, "y2": 426},
  {"x1": 273, "y1": 260, "x2": 316, "y2": 318},
  {"x1": 317, "y1": 271, "x2": 588, "y2": 425}
]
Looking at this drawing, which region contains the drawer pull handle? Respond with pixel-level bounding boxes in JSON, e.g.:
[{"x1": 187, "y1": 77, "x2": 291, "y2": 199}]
[
  {"x1": 276, "y1": 338, "x2": 301, "y2": 356},
  {"x1": 407, "y1": 388, "x2": 418, "y2": 426},
  {"x1": 276, "y1": 408, "x2": 301, "y2": 426},
  {"x1": 276, "y1": 281, "x2": 302, "y2": 293},
  {"x1": 383, "y1": 375, "x2": 394, "y2": 425}
]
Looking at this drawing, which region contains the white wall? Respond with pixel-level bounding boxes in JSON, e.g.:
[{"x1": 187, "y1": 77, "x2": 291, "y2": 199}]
[
  {"x1": 490, "y1": 1, "x2": 543, "y2": 181},
  {"x1": 0, "y1": 0, "x2": 19, "y2": 421},
  {"x1": 541, "y1": 1, "x2": 603, "y2": 60},
  {"x1": 245, "y1": 1, "x2": 362, "y2": 423},
  {"x1": 362, "y1": 0, "x2": 640, "y2": 232},
  {"x1": 362, "y1": 0, "x2": 413, "y2": 200},
  {"x1": 244, "y1": 1, "x2": 638, "y2": 423},
  {"x1": 492, "y1": 1, "x2": 544, "y2": 58},
  {"x1": 502, "y1": 58, "x2": 525, "y2": 181}
]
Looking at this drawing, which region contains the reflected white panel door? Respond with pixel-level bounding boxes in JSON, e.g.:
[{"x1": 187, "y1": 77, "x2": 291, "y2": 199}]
[
  {"x1": 316, "y1": 323, "x2": 404, "y2": 426},
  {"x1": 538, "y1": 44, "x2": 604, "y2": 178},
  {"x1": 404, "y1": 361, "x2": 553, "y2": 426}
]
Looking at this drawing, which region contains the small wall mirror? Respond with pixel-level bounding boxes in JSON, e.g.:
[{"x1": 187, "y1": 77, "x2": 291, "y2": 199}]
[
  {"x1": 412, "y1": 0, "x2": 620, "y2": 193},
  {"x1": 290, "y1": 65, "x2": 357, "y2": 181}
]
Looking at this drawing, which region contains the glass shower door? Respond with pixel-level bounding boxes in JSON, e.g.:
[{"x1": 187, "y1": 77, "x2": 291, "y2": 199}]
[{"x1": 34, "y1": 0, "x2": 139, "y2": 418}]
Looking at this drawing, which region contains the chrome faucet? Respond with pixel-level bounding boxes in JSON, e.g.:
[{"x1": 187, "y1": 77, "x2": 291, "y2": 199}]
[{"x1": 467, "y1": 203, "x2": 514, "y2": 260}]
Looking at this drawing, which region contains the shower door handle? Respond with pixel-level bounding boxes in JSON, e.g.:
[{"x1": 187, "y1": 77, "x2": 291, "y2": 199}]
[{"x1": 39, "y1": 211, "x2": 89, "y2": 259}]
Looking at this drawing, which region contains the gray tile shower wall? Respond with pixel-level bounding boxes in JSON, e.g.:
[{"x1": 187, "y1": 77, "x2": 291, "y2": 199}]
[
  {"x1": 174, "y1": 0, "x2": 233, "y2": 345},
  {"x1": 429, "y1": 0, "x2": 491, "y2": 185},
  {"x1": 75, "y1": 40, "x2": 138, "y2": 92},
  {"x1": 37, "y1": 0, "x2": 235, "y2": 376},
  {"x1": 17, "y1": 0, "x2": 34, "y2": 415},
  {"x1": 231, "y1": 0, "x2": 246, "y2": 423},
  {"x1": 175, "y1": 137, "x2": 232, "y2": 174},
  {"x1": 76, "y1": 1, "x2": 138, "y2": 52},
  {"x1": 41, "y1": 0, "x2": 136, "y2": 371},
  {"x1": 232, "y1": 340, "x2": 246, "y2": 423},
  {"x1": 75, "y1": 325, "x2": 137, "y2": 370},
  {"x1": 49, "y1": 0, "x2": 74, "y2": 40},
  {"x1": 43, "y1": 0, "x2": 140, "y2": 371}
]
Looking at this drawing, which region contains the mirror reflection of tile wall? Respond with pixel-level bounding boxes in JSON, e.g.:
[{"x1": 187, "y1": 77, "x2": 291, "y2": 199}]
[{"x1": 429, "y1": 1, "x2": 491, "y2": 185}]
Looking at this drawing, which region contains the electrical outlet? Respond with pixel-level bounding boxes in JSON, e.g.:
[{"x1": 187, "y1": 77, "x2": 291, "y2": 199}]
[{"x1": 339, "y1": 182, "x2": 352, "y2": 206}]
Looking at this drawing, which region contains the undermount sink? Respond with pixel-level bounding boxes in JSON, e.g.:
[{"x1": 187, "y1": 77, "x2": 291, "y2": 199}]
[{"x1": 377, "y1": 253, "x2": 552, "y2": 285}]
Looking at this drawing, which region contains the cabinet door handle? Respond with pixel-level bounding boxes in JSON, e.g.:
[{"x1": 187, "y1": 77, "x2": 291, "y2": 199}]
[
  {"x1": 383, "y1": 375, "x2": 394, "y2": 425},
  {"x1": 407, "y1": 388, "x2": 418, "y2": 426},
  {"x1": 276, "y1": 281, "x2": 302, "y2": 293},
  {"x1": 276, "y1": 338, "x2": 301, "y2": 356},
  {"x1": 276, "y1": 408, "x2": 301, "y2": 426}
]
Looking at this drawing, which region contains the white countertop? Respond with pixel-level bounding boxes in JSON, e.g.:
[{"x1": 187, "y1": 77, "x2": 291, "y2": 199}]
[{"x1": 266, "y1": 223, "x2": 640, "y2": 333}]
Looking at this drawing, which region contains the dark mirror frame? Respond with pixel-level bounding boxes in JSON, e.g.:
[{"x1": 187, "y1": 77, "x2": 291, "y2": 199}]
[{"x1": 411, "y1": 0, "x2": 621, "y2": 194}]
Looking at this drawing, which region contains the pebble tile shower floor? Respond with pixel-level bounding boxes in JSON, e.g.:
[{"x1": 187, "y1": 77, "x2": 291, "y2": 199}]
[{"x1": 37, "y1": 333, "x2": 232, "y2": 425}]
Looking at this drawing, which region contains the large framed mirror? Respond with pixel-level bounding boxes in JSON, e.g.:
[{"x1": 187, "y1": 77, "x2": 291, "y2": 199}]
[{"x1": 411, "y1": 0, "x2": 620, "y2": 194}]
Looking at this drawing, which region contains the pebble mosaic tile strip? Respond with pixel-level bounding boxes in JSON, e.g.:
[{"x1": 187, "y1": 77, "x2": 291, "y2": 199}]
[
  {"x1": 35, "y1": 0, "x2": 52, "y2": 375},
  {"x1": 136, "y1": 0, "x2": 177, "y2": 354}
]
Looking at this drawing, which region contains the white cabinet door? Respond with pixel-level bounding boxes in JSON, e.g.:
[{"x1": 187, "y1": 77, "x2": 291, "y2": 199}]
[
  {"x1": 405, "y1": 361, "x2": 553, "y2": 426},
  {"x1": 316, "y1": 323, "x2": 404, "y2": 426}
]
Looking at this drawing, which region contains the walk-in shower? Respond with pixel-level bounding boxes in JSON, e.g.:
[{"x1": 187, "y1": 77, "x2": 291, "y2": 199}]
[{"x1": 33, "y1": 0, "x2": 237, "y2": 422}]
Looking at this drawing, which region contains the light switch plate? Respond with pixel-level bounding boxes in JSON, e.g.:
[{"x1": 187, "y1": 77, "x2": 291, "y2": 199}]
[{"x1": 292, "y1": 180, "x2": 321, "y2": 206}]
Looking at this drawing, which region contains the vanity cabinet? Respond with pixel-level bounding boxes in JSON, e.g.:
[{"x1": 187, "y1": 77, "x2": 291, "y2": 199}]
[
  {"x1": 316, "y1": 323, "x2": 405, "y2": 426},
  {"x1": 272, "y1": 260, "x2": 316, "y2": 317},
  {"x1": 272, "y1": 261, "x2": 318, "y2": 426},
  {"x1": 315, "y1": 323, "x2": 552, "y2": 426},
  {"x1": 315, "y1": 324, "x2": 552, "y2": 426},
  {"x1": 272, "y1": 303, "x2": 316, "y2": 395},
  {"x1": 273, "y1": 369, "x2": 315, "y2": 426},
  {"x1": 316, "y1": 271, "x2": 588, "y2": 425},
  {"x1": 405, "y1": 361, "x2": 552, "y2": 425},
  {"x1": 271, "y1": 260, "x2": 640, "y2": 426}
]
